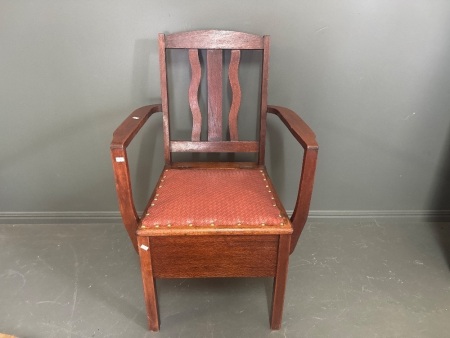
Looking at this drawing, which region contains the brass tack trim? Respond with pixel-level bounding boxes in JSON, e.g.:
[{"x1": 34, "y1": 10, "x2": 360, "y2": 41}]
[
  {"x1": 188, "y1": 223, "x2": 193, "y2": 227},
  {"x1": 141, "y1": 225, "x2": 146, "y2": 228},
  {"x1": 210, "y1": 223, "x2": 215, "y2": 226},
  {"x1": 155, "y1": 225, "x2": 159, "y2": 228},
  {"x1": 151, "y1": 203, "x2": 155, "y2": 206},
  {"x1": 167, "y1": 224, "x2": 171, "y2": 227}
]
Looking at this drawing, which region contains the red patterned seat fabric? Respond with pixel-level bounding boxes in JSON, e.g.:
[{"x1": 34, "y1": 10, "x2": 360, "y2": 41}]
[{"x1": 141, "y1": 168, "x2": 288, "y2": 229}]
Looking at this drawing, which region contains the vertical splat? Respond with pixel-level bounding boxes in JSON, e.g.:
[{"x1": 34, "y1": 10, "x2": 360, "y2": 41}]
[
  {"x1": 188, "y1": 49, "x2": 202, "y2": 141},
  {"x1": 207, "y1": 50, "x2": 223, "y2": 141},
  {"x1": 228, "y1": 50, "x2": 241, "y2": 141},
  {"x1": 160, "y1": 31, "x2": 267, "y2": 157}
]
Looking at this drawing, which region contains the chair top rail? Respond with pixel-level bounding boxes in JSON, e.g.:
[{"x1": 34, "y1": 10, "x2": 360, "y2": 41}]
[{"x1": 164, "y1": 30, "x2": 265, "y2": 49}]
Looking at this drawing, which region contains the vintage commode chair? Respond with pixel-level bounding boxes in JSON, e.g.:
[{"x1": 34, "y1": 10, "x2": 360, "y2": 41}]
[{"x1": 110, "y1": 30, "x2": 318, "y2": 331}]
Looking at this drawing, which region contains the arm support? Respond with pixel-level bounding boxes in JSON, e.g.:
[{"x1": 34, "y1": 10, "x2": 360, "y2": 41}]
[
  {"x1": 268, "y1": 105, "x2": 318, "y2": 254},
  {"x1": 110, "y1": 104, "x2": 162, "y2": 251}
]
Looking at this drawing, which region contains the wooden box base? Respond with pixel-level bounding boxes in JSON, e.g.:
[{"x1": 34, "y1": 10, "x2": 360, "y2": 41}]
[{"x1": 149, "y1": 235, "x2": 279, "y2": 278}]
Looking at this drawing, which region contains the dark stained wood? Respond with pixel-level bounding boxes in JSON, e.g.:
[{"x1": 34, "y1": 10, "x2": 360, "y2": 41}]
[
  {"x1": 138, "y1": 222, "x2": 292, "y2": 237},
  {"x1": 165, "y1": 30, "x2": 264, "y2": 49},
  {"x1": 267, "y1": 105, "x2": 319, "y2": 253},
  {"x1": 290, "y1": 148, "x2": 318, "y2": 253},
  {"x1": 207, "y1": 50, "x2": 223, "y2": 141},
  {"x1": 170, "y1": 140, "x2": 259, "y2": 153},
  {"x1": 228, "y1": 50, "x2": 241, "y2": 141},
  {"x1": 258, "y1": 35, "x2": 270, "y2": 165},
  {"x1": 111, "y1": 30, "x2": 319, "y2": 331},
  {"x1": 169, "y1": 161, "x2": 261, "y2": 169},
  {"x1": 158, "y1": 34, "x2": 171, "y2": 164},
  {"x1": 159, "y1": 31, "x2": 271, "y2": 160},
  {"x1": 137, "y1": 236, "x2": 160, "y2": 331},
  {"x1": 110, "y1": 104, "x2": 162, "y2": 251},
  {"x1": 270, "y1": 234, "x2": 290, "y2": 329},
  {"x1": 111, "y1": 104, "x2": 162, "y2": 149},
  {"x1": 267, "y1": 105, "x2": 318, "y2": 150},
  {"x1": 111, "y1": 148, "x2": 139, "y2": 251},
  {"x1": 188, "y1": 49, "x2": 202, "y2": 141},
  {"x1": 149, "y1": 235, "x2": 279, "y2": 278}
]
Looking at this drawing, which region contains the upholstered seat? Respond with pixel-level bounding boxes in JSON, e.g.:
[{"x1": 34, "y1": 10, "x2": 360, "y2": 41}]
[{"x1": 139, "y1": 168, "x2": 292, "y2": 235}]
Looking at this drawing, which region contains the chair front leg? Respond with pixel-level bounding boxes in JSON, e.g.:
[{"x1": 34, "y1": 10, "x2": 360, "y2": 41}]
[
  {"x1": 137, "y1": 236, "x2": 160, "y2": 331},
  {"x1": 270, "y1": 234, "x2": 291, "y2": 330}
]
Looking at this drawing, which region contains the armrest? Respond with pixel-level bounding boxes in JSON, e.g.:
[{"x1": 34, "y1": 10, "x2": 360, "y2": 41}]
[
  {"x1": 110, "y1": 104, "x2": 162, "y2": 251},
  {"x1": 111, "y1": 104, "x2": 162, "y2": 149},
  {"x1": 267, "y1": 105, "x2": 318, "y2": 254},
  {"x1": 267, "y1": 105, "x2": 318, "y2": 150}
]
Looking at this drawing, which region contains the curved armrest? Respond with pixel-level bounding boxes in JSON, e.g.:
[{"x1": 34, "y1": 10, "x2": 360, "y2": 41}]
[
  {"x1": 268, "y1": 105, "x2": 318, "y2": 254},
  {"x1": 110, "y1": 104, "x2": 162, "y2": 251},
  {"x1": 111, "y1": 104, "x2": 162, "y2": 149},
  {"x1": 268, "y1": 105, "x2": 318, "y2": 150}
]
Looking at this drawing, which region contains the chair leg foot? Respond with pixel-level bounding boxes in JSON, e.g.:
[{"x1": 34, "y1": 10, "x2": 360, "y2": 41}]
[
  {"x1": 146, "y1": 309, "x2": 159, "y2": 331},
  {"x1": 144, "y1": 277, "x2": 159, "y2": 332},
  {"x1": 137, "y1": 236, "x2": 160, "y2": 331},
  {"x1": 270, "y1": 276, "x2": 286, "y2": 330},
  {"x1": 270, "y1": 235, "x2": 290, "y2": 330}
]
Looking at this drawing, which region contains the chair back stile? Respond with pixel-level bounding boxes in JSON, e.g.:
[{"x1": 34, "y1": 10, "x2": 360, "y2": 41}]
[{"x1": 158, "y1": 30, "x2": 270, "y2": 165}]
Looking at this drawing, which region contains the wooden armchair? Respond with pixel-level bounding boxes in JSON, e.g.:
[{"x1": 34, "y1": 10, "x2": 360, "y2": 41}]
[{"x1": 110, "y1": 30, "x2": 318, "y2": 331}]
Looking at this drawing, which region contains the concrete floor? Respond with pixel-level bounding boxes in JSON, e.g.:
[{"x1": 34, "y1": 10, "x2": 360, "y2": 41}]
[{"x1": 1, "y1": 219, "x2": 450, "y2": 338}]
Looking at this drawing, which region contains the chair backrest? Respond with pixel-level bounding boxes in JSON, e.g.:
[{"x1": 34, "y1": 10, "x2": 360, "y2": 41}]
[{"x1": 159, "y1": 30, "x2": 270, "y2": 165}]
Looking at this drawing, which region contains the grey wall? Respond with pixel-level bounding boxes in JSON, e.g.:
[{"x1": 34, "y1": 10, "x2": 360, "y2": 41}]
[{"x1": 1, "y1": 1, "x2": 450, "y2": 221}]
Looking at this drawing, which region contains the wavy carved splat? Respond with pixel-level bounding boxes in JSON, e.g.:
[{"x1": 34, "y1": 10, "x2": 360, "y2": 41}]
[
  {"x1": 187, "y1": 48, "x2": 246, "y2": 144},
  {"x1": 188, "y1": 49, "x2": 202, "y2": 141},
  {"x1": 228, "y1": 50, "x2": 241, "y2": 141},
  {"x1": 207, "y1": 50, "x2": 223, "y2": 141}
]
